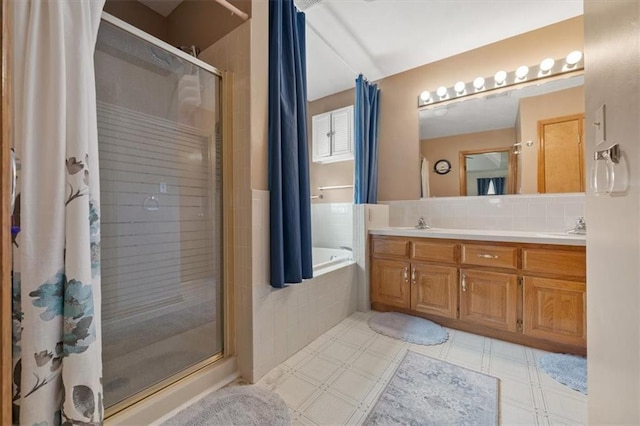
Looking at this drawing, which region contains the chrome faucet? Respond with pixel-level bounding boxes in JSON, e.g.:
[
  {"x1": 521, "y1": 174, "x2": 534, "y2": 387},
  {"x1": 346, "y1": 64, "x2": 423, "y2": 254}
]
[
  {"x1": 567, "y1": 217, "x2": 587, "y2": 235},
  {"x1": 415, "y1": 216, "x2": 431, "y2": 229}
]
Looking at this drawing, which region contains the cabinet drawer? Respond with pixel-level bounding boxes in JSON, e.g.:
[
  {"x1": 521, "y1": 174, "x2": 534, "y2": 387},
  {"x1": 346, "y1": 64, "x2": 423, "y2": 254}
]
[
  {"x1": 522, "y1": 248, "x2": 585, "y2": 278},
  {"x1": 371, "y1": 237, "x2": 410, "y2": 259},
  {"x1": 461, "y1": 244, "x2": 517, "y2": 269},
  {"x1": 411, "y1": 240, "x2": 457, "y2": 264}
]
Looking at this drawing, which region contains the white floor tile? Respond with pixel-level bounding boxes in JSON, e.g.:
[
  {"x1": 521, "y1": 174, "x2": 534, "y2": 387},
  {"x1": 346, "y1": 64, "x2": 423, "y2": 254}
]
[
  {"x1": 320, "y1": 340, "x2": 360, "y2": 363},
  {"x1": 275, "y1": 374, "x2": 320, "y2": 409},
  {"x1": 501, "y1": 401, "x2": 541, "y2": 425},
  {"x1": 365, "y1": 336, "x2": 407, "y2": 360},
  {"x1": 330, "y1": 368, "x2": 378, "y2": 403},
  {"x1": 265, "y1": 311, "x2": 586, "y2": 426},
  {"x1": 350, "y1": 351, "x2": 392, "y2": 379},
  {"x1": 304, "y1": 391, "x2": 358, "y2": 425},
  {"x1": 297, "y1": 356, "x2": 342, "y2": 383},
  {"x1": 540, "y1": 388, "x2": 587, "y2": 424},
  {"x1": 336, "y1": 328, "x2": 376, "y2": 348}
]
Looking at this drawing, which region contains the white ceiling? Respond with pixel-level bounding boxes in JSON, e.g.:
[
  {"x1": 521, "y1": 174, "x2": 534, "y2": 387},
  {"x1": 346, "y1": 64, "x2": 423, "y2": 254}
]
[
  {"x1": 303, "y1": 0, "x2": 583, "y2": 101},
  {"x1": 138, "y1": 0, "x2": 183, "y2": 17}
]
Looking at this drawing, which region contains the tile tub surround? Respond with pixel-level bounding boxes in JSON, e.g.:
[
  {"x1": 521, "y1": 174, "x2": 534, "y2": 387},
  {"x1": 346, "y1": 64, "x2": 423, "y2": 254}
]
[
  {"x1": 312, "y1": 203, "x2": 354, "y2": 250},
  {"x1": 257, "y1": 311, "x2": 587, "y2": 425},
  {"x1": 385, "y1": 193, "x2": 585, "y2": 233},
  {"x1": 252, "y1": 190, "x2": 358, "y2": 381}
]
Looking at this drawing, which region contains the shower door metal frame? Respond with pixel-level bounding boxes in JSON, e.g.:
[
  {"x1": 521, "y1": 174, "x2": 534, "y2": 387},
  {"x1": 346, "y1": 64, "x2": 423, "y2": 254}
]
[
  {"x1": 1, "y1": 0, "x2": 12, "y2": 422},
  {"x1": 99, "y1": 13, "x2": 234, "y2": 419}
]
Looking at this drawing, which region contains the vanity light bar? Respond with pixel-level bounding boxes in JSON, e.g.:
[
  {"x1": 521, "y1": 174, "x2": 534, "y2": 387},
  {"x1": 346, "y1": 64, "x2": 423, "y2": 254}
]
[{"x1": 417, "y1": 51, "x2": 584, "y2": 108}]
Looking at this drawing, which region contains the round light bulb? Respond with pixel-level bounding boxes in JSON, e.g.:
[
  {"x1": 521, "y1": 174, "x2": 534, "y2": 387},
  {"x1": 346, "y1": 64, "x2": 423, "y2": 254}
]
[
  {"x1": 473, "y1": 76, "x2": 485, "y2": 90},
  {"x1": 494, "y1": 70, "x2": 507, "y2": 85},
  {"x1": 516, "y1": 65, "x2": 529, "y2": 79},
  {"x1": 419, "y1": 91, "x2": 431, "y2": 102},
  {"x1": 566, "y1": 50, "x2": 583, "y2": 65},
  {"x1": 540, "y1": 58, "x2": 555, "y2": 72},
  {"x1": 454, "y1": 81, "x2": 466, "y2": 94},
  {"x1": 436, "y1": 86, "x2": 448, "y2": 98}
]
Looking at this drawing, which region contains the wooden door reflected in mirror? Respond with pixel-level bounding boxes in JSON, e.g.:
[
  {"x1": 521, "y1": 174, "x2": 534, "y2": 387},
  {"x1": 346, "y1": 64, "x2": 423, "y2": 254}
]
[
  {"x1": 537, "y1": 113, "x2": 585, "y2": 193},
  {"x1": 459, "y1": 148, "x2": 517, "y2": 196}
]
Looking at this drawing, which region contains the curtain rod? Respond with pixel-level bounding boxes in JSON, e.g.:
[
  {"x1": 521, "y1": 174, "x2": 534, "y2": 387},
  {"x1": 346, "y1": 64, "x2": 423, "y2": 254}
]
[
  {"x1": 215, "y1": 0, "x2": 249, "y2": 21},
  {"x1": 318, "y1": 185, "x2": 354, "y2": 190}
]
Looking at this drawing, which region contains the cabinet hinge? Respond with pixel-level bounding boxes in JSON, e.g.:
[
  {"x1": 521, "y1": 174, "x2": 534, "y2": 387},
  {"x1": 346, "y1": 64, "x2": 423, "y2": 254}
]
[{"x1": 516, "y1": 320, "x2": 523, "y2": 332}]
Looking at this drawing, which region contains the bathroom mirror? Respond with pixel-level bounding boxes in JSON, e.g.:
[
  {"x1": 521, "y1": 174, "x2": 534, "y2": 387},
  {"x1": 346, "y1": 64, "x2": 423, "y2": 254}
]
[{"x1": 420, "y1": 74, "x2": 584, "y2": 197}]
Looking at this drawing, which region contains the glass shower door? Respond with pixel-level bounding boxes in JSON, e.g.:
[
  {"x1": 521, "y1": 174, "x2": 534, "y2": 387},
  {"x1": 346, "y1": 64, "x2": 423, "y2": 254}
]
[{"x1": 94, "y1": 18, "x2": 223, "y2": 409}]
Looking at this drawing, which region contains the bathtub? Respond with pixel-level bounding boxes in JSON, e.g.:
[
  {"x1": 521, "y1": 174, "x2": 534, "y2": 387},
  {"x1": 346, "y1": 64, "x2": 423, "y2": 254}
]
[{"x1": 313, "y1": 247, "x2": 354, "y2": 276}]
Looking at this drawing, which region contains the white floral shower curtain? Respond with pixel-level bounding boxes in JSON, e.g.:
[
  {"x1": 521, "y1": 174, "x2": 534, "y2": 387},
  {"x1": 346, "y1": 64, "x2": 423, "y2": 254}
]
[{"x1": 11, "y1": 1, "x2": 106, "y2": 424}]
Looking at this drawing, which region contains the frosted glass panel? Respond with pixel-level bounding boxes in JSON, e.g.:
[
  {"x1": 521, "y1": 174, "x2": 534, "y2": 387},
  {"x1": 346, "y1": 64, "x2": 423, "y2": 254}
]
[{"x1": 95, "y1": 20, "x2": 223, "y2": 408}]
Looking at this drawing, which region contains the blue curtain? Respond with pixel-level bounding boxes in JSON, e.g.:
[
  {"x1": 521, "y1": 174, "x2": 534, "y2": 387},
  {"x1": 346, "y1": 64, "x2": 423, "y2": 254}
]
[
  {"x1": 268, "y1": 0, "x2": 313, "y2": 288},
  {"x1": 354, "y1": 74, "x2": 381, "y2": 204},
  {"x1": 477, "y1": 177, "x2": 492, "y2": 195},
  {"x1": 492, "y1": 177, "x2": 506, "y2": 195},
  {"x1": 477, "y1": 177, "x2": 506, "y2": 195}
]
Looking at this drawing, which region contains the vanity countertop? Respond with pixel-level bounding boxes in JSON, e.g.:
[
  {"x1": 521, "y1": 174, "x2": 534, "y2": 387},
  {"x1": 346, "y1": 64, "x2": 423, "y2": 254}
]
[{"x1": 369, "y1": 227, "x2": 586, "y2": 246}]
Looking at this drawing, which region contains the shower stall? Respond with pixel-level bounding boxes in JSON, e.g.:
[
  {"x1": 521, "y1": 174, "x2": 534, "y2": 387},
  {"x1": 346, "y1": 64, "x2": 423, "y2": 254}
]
[{"x1": 94, "y1": 14, "x2": 225, "y2": 411}]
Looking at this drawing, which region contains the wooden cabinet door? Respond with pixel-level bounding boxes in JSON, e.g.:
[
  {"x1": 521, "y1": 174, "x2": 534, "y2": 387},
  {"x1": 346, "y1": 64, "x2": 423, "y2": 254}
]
[
  {"x1": 523, "y1": 276, "x2": 586, "y2": 347},
  {"x1": 411, "y1": 263, "x2": 458, "y2": 318},
  {"x1": 459, "y1": 269, "x2": 518, "y2": 332},
  {"x1": 371, "y1": 259, "x2": 410, "y2": 309}
]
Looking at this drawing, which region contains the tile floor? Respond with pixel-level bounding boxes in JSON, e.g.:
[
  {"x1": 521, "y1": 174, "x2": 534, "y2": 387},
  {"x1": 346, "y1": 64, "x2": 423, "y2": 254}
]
[{"x1": 256, "y1": 311, "x2": 587, "y2": 425}]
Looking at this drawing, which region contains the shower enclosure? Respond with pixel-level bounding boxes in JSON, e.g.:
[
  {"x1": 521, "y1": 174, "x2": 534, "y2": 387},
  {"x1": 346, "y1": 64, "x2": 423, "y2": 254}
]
[{"x1": 94, "y1": 14, "x2": 225, "y2": 411}]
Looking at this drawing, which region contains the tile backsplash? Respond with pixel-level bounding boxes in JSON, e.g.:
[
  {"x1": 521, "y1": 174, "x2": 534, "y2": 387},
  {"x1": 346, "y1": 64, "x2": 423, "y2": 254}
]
[
  {"x1": 385, "y1": 193, "x2": 585, "y2": 232},
  {"x1": 311, "y1": 203, "x2": 353, "y2": 249}
]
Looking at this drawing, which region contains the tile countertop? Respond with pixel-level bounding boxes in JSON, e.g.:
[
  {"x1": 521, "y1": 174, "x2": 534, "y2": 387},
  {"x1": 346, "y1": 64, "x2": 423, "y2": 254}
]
[{"x1": 369, "y1": 227, "x2": 586, "y2": 246}]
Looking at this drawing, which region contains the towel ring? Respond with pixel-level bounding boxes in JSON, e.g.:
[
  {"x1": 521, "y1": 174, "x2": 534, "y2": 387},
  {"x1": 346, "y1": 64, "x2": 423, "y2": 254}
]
[{"x1": 143, "y1": 195, "x2": 160, "y2": 211}]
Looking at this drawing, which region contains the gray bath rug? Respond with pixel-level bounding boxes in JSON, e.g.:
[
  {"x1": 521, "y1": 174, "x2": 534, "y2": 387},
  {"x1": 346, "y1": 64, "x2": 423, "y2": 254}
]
[
  {"x1": 368, "y1": 311, "x2": 448, "y2": 345},
  {"x1": 538, "y1": 353, "x2": 587, "y2": 394},
  {"x1": 364, "y1": 351, "x2": 499, "y2": 425},
  {"x1": 162, "y1": 385, "x2": 291, "y2": 426}
]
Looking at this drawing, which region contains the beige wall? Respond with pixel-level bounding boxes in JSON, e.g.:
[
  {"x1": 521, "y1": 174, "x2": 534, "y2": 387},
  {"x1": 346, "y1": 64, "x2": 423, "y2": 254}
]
[
  {"x1": 199, "y1": 21, "x2": 254, "y2": 380},
  {"x1": 104, "y1": 0, "x2": 251, "y2": 55},
  {"x1": 104, "y1": 0, "x2": 168, "y2": 41},
  {"x1": 167, "y1": 0, "x2": 251, "y2": 52},
  {"x1": 312, "y1": 17, "x2": 584, "y2": 201},
  {"x1": 421, "y1": 128, "x2": 515, "y2": 197},
  {"x1": 585, "y1": 0, "x2": 640, "y2": 423},
  {"x1": 308, "y1": 89, "x2": 355, "y2": 203},
  {"x1": 518, "y1": 85, "x2": 585, "y2": 193}
]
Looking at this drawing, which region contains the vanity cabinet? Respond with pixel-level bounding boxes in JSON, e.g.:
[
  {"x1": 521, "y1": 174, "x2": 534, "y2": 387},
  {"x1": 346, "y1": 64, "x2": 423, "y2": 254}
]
[
  {"x1": 522, "y1": 247, "x2": 586, "y2": 347},
  {"x1": 459, "y1": 269, "x2": 518, "y2": 332},
  {"x1": 371, "y1": 237, "x2": 458, "y2": 318},
  {"x1": 370, "y1": 235, "x2": 587, "y2": 354}
]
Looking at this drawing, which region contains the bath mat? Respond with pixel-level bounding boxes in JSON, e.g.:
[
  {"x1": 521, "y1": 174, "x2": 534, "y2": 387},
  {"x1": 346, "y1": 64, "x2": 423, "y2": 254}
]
[
  {"x1": 364, "y1": 351, "x2": 499, "y2": 425},
  {"x1": 538, "y1": 353, "x2": 587, "y2": 394},
  {"x1": 368, "y1": 311, "x2": 448, "y2": 345},
  {"x1": 162, "y1": 385, "x2": 290, "y2": 426}
]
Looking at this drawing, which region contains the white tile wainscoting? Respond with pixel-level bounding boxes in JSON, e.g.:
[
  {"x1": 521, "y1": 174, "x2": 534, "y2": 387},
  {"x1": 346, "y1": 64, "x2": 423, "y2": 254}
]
[
  {"x1": 385, "y1": 193, "x2": 585, "y2": 233},
  {"x1": 312, "y1": 203, "x2": 353, "y2": 250},
  {"x1": 252, "y1": 190, "x2": 358, "y2": 381}
]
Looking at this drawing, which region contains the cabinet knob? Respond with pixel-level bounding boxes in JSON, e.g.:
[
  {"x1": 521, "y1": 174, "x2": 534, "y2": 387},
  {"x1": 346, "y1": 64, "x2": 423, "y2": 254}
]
[
  {"x1": 411, "y1": 267, "x2": 416, "y2": 285},
  {"x1": 461, "y1": 274, "x2": 467, "y2": 292},
  {"x1": 403, "y1": 266, "x2": 408, "y2": 283}
]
